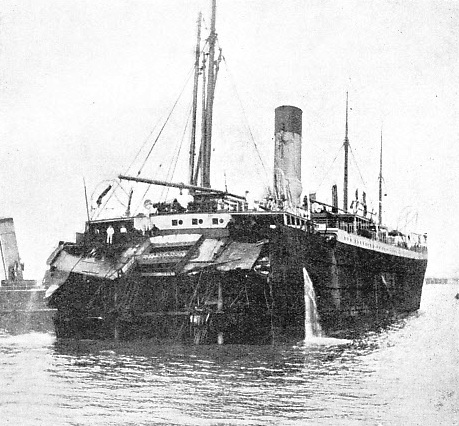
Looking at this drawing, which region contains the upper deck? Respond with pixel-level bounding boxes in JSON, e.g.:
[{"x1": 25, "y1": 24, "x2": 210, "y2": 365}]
[
  {"x1": 311, "y1": 207, "x2": 427, "y2": 259},
  {"x1": 82, "y1": 198, "x2": 427, "y2": 261}
]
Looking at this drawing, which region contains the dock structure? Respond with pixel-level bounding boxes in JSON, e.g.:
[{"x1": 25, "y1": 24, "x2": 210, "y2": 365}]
[{"x1": 0, "y1": 217, "x2": 54, "y2": 333}]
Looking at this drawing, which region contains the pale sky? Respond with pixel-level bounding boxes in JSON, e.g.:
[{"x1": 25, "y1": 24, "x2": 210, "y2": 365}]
[{"x1": 0, "y1": 0, "x2": 457, "y2": 279}]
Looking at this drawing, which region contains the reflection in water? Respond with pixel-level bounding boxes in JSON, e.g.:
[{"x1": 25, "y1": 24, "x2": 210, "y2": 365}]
[
  {"x1": 0, "y1": 284, "x2": 457, "y2": 425},
  {"x1": 48, "y1": 339, "x2": 365, "y2": 425}
]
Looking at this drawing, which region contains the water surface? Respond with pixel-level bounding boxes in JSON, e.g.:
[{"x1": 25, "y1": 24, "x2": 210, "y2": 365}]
[{"x1": 1, "y1": 284, "x2": 457, "y2": 425}]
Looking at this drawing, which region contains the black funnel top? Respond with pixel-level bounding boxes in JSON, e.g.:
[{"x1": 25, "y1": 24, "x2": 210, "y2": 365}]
[{"x1": 275, "y1": 106, "x2": 302, "y2": 136}]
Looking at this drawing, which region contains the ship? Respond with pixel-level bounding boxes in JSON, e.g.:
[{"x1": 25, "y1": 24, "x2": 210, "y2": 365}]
[
  {"x1": 0, "y1": 217, "x2": 55, "y2": 334},
  {"x1": 43, "y1": 0, "x2": 428, "y2": 343}
]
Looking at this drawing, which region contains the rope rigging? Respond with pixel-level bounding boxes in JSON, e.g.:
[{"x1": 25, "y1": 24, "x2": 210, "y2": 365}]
[
  {"x1": 349, "y1": 144, "x2": 368, "y2": 189},
  {"x1": 314, "y1": 144, "x2": 343, "y2": 192},
  {"x1": 93, "y1": 19, "x2": 274, "y2": 217},
  {"x1": 162, "y1": 100, "x2": 194, "y2": 201},
  {"x1": 221, "y1": 55, "x2": 271, "y2": 189},
  {"x1": 135, "y1": 66, "x2": 195, "y2": 177},
  {"x1": 131, "y1": 94, "x2": 195, "y2": 213},
  {"x1": 311, "y1": 136, "x2": 374, "y2": 210},
  {"x1": 93, "y1": 64, "x2": 195, "y2": 219}
]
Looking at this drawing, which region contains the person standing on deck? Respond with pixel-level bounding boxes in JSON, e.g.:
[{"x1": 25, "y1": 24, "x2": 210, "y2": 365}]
[{"x1": 106, "y1": 225, "x2": 114, "y2": 244}]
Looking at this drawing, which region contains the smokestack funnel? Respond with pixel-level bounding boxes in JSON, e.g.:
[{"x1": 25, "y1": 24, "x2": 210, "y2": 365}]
[{"x1": 274, "y1": 106, "x2": 303, "y2": 206}]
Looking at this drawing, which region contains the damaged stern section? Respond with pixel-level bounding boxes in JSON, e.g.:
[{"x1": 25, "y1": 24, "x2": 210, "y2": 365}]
[{"x1": 44, "y1": 221, "x2": 278, "y2": 343}]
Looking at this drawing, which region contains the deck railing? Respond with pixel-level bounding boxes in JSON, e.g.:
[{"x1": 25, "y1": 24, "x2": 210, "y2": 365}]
[{"x1": 313, "y1": 217, "x2": 427, "y2": 253}]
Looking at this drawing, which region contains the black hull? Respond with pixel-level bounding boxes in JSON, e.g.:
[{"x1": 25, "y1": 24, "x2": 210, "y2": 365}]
[{"x1": 47, "y1": 220, "x2": 427, "y2": 343}]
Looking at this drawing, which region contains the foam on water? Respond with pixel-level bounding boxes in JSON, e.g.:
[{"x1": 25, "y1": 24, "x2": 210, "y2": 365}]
[
  {"x1": 0, "y1": 331, "x2": 55, "y2": 346},
  {"x1": 300, "y1": 336, "x2": 353, "y2": 346}
]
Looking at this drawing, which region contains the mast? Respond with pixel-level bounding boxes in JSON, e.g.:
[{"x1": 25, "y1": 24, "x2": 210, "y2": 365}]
[
  {"x1": 343, "y1": 92, "x2": 349, "y2": 212},
  {"x1": 189, "y1": 12, "x2": 202, "y2": 186},
  {"x1": 378, "y1": 129, "x2": 383, "y2": 225},
  {"x1": 196, "y1": 46, "x2": 207, "y2": 186},
  {"x1": 202, "y1": 0, "x2": 217, "y2": 188},
  {"x1": 83, "y1": 178, "x2": 90, "y2": 222}
]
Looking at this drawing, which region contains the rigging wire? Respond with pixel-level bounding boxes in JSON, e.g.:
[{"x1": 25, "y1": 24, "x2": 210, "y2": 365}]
[
  {"x1": 313, "y1": 140, "x2": 373, "y2": 207},
  {"x1": 396, "y1": 206, "x2": 419, "y2": 231},
  {"x1": 221, "y1": 56, "x2": 271, "y2": 189},
  {"x1": 314, "y1": 144, "x2": 343, "y2": 192},
  {"x1": 96, "y1": 65, "x2": 195, "y2": 219},
  {"x1": 93, "y1": 180, "x2": 122, "y2": 220},
  {"x1": 132, "y1": 92, "x2": 194, "y2": 213},
  {"x1": 92, "y1": 17, "x2": 213, "y2": 219},
  {"x1": 127, "y1": 40, "x2": 212, "y2": 212},
  {"x1": 162, "y1": 100, "x2": 193, "y2": 201},
  {"x1": 123, "y1": 115, "x2": 166, "y2": 177},
  {"x1": 132, "y1": 39, "x2": 210, "y2": 208},
  {"x1": 125, "y1": 37, "x2": 209, "y2": 179},
  {"x1": 349, "y1": 144, "x2": 368, "y2": 189},
  {"x1": 136, "y1": 66, "x2": 195, "y2": 177}
]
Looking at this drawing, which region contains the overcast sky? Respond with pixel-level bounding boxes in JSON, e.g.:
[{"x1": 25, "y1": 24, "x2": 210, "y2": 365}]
[{"x1": 0, "y1": 0, "x2": 457, "y2": 279}]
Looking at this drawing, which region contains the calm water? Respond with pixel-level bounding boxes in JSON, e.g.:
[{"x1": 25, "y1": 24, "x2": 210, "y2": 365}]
[{"x1": 1, "y1": 284, "x2": 458, "y2": 425}]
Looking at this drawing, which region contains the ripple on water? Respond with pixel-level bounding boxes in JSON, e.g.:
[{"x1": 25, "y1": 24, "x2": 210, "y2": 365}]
[{"x1": 0, "y1": 284, "x2": 458, "y2": 425}]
